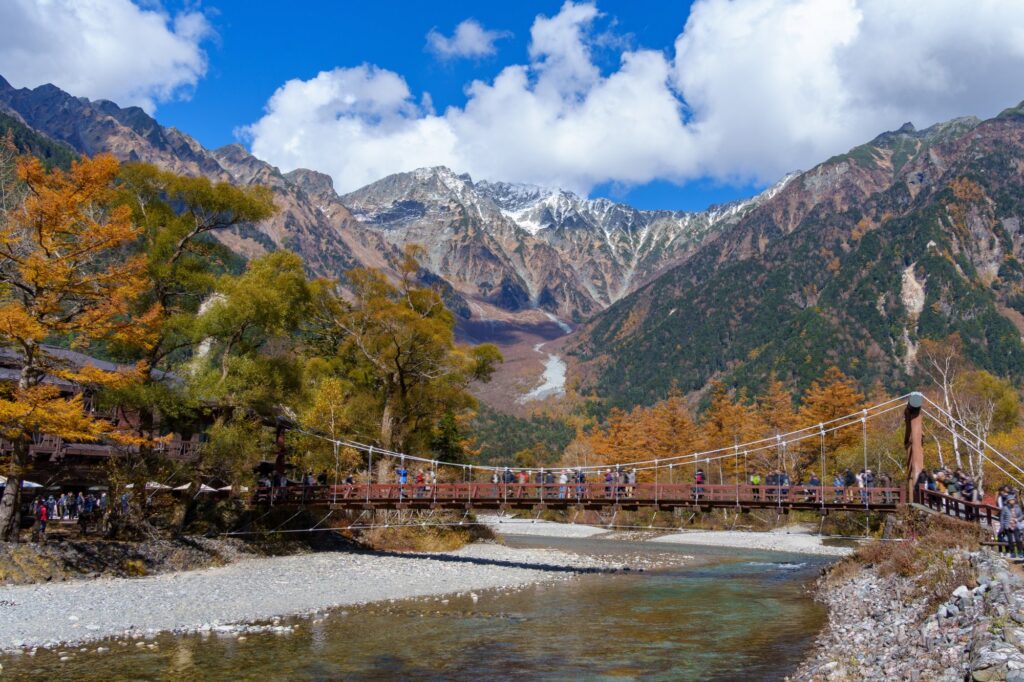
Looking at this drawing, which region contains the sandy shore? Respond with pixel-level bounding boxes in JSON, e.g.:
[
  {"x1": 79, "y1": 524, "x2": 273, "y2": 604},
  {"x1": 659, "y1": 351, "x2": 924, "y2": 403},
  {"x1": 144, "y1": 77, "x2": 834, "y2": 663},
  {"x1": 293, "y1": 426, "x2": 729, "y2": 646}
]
[
  {"x1": 477, "y1": 514, "x2": 608, "y2": 538},
  {"x1": 479, "y1": 514, "x2": 853, "y2": 556},
  {"x1": 0, "y1": 543, "x2": 620, "y2": 653},
  {"x1": 649, "y1": 529, "x2": 852, "y2": 556}
]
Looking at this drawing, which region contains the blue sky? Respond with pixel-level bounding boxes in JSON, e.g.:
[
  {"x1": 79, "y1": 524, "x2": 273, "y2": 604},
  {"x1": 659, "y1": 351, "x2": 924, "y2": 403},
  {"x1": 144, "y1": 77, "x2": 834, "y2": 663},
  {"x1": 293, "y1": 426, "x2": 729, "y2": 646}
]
[
  {"x1": 152, "y1": 0, "x2": 755, "y2": 210},
  {"x1": 4, "y1": 1, "x2": 1024, "y2": 212}
]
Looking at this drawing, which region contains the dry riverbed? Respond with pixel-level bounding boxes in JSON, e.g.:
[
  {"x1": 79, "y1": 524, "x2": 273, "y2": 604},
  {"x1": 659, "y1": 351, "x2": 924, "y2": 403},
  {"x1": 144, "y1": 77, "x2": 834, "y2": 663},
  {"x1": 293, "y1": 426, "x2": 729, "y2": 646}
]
[
  {"x1": 0, "y1": 519, "x2": 849, "y2": 658},
  {"x1": 480, "y1": 514, "x2": 853, "y2": 556}
]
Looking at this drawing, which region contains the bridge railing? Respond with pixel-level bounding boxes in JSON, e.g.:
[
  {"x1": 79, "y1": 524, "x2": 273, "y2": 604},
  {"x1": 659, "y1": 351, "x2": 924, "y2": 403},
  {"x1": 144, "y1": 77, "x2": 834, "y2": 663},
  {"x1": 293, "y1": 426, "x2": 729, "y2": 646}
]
[
  {"x1": 250, "y1": 482, "x2": 904, "y2": 507},
  {"x1": 917, "y1": 486, "x2": 999, "y2": 526}
]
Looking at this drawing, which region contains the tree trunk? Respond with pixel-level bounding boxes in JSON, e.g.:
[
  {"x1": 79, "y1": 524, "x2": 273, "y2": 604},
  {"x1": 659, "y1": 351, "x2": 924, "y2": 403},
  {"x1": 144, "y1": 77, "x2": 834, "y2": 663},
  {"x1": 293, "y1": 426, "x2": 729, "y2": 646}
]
[
  {"x1": 380, "y1": 381, "x2": 398, "y2": 451},
  {"x1": 0, "y1": 441, "x2": 27, "y2": 542},
  {"x1": 273, "y1": 422, "x2": 287, "y2": 476}
]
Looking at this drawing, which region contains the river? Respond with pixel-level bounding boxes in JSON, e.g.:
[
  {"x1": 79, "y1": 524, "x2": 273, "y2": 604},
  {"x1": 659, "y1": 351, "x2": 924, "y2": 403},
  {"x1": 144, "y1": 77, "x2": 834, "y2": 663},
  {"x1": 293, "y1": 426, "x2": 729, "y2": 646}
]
[
  {"x1": 1, "y1": 537, "x2": 828, "y2": 680},
  {"x1": 519, "y1": 342, "x2": 567, "y2": 403}
]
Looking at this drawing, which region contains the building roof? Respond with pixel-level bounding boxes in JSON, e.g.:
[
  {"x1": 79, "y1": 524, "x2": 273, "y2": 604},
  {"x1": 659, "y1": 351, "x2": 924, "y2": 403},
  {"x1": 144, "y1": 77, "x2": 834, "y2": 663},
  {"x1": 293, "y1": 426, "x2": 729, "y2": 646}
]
[{"x1": 0, "y1": 344, "x2": 180, "y2": 389}]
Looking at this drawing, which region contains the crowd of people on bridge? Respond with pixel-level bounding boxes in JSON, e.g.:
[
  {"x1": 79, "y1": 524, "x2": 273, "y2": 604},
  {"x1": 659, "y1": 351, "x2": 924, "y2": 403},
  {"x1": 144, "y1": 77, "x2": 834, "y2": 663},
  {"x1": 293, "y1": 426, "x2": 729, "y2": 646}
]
[
  {"x1": 915, "y1": 466, "x2": 983, "y2": 518},
  {"x1": 257, "y1": 462, "x2": 905, "y2": 505},
  {"x1": 747, "y1": 468, "x2": 895, "y2": 504}
]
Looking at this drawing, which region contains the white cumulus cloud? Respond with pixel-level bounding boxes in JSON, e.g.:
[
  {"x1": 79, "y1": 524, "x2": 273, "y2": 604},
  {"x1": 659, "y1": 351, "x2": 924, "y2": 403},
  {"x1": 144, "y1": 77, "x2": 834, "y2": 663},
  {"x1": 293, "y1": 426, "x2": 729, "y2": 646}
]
[
  {"x1": 0, "y1": 0, "x2": 213, "y2": 113},
  {"x1": 244, "y1": 0, "x2": 1024, "y2": 196},
  {"x1": 426, "y1": 19, "x2": 510, "y2": 60}
]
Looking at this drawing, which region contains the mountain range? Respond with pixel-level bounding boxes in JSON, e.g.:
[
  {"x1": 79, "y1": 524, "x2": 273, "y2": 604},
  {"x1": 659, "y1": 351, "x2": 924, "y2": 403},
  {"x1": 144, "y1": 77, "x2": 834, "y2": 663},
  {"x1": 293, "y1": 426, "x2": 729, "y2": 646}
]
[
  {"x1": 0, "y1": 74, "x2": 782, "y2": 326},
  {"x1": 570, "y1": 104, "x2": 1024, "y2": 407},
  {"x1": 2, "y1": 73, "x2": 1023, "y2": 411}
]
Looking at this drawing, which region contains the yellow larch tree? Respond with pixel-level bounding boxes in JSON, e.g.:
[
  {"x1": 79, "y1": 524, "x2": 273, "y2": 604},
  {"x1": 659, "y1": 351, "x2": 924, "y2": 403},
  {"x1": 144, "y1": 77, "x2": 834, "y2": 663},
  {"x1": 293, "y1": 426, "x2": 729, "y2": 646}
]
[
  {"x1": 0, "y1": 153, "x2": 152, "y2": 541},
  {"x1": 797, "y1": 366, "x2": 866, "y2": 478},
  {"x1": 698, "y1": 382, "x2": 764, "y2": 482}
]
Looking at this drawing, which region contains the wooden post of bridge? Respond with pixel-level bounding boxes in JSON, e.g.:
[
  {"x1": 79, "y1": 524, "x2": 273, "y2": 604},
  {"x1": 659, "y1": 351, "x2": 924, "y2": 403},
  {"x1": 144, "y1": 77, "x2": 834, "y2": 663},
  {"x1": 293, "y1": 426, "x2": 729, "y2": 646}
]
[{"x1": 904, "y1": 392, "x2": 924, "y2": 504}]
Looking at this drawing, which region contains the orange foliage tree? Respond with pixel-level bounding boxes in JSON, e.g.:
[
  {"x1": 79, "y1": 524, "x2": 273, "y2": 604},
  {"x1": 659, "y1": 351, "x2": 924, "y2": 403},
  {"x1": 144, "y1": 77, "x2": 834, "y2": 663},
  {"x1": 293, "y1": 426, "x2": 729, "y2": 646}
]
[
  {"x1": 0, "y1": 153, "x2": 151, "y2": 541},
  {"x1": 586, "y1": 392, "x2": 699, "y2": 481},
  {"x1": 751, "y1": 374, "x2": 800, "y2": 476},
  {"x1": 796, "y1": 366, "x2": 866, "y2": 478},
  {"x1": 697, "y1": 382, "x2": 764, "y2": 482}
]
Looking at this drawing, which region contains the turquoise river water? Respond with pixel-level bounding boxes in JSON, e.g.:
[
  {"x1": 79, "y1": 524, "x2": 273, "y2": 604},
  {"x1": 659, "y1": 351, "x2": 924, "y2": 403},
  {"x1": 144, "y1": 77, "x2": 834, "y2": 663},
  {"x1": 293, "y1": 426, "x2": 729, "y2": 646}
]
[{"x1": 1, "y1": 536, "x2": 830, "y2": 681}]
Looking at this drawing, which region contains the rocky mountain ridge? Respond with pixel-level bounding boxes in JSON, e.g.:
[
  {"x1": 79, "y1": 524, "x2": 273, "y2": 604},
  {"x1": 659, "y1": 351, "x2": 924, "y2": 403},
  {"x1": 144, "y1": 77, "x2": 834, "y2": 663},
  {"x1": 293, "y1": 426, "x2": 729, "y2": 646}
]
[
  {"x1": 342, "y1": 165, "x2": 792, "y2": 319},
  {"x1": 570, "y1": 100, "x2": 1024, "y2": 407},
  {"x1": 0, "y1": 75, "x2": 782, "y2": 325}
]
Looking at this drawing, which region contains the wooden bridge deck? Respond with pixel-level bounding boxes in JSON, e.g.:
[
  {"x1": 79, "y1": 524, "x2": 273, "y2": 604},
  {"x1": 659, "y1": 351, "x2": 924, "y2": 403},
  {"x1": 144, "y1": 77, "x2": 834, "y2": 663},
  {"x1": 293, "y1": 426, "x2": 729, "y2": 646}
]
[{"x1": 252, "y1": 482, "x2": 905, "y2": 513}]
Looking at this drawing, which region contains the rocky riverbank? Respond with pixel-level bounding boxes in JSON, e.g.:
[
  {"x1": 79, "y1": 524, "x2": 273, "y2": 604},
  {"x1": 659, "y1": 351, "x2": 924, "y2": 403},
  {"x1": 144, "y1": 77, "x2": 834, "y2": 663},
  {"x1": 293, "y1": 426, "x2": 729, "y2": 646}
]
[
  {"x1": 0, "y1": 542, "x2": 639, "y2": 654},
  {"x1": 790, "y1": 548, "x2": 1024, "y2": 681}
]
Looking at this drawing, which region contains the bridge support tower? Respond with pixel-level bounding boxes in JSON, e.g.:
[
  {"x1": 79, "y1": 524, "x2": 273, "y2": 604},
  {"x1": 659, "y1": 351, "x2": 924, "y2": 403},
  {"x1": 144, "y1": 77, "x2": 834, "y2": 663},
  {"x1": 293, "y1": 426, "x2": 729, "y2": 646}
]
[{"x1": 904, "y1": 392, "x2": 924, "y2": 503}]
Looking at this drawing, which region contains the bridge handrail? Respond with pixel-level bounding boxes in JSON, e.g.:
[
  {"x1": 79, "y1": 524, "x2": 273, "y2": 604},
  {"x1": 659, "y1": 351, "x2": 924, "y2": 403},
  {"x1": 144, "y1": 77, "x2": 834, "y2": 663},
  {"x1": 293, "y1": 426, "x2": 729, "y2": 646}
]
[
  {"x1": 250, "y1": 482, "x2": 905, "y2": 507},
  {"x1": 917, "y1": 485, "x2": 999, "y2": 526}
]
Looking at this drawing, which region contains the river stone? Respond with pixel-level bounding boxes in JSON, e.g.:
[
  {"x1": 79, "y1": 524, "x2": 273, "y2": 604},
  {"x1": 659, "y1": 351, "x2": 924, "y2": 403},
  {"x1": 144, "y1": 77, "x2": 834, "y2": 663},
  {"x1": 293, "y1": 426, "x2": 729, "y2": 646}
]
[
  {"x1": 1007, "y1": 628, "x2": 1024, "y2": 650},
  {"x1": 973, "y1": 663, "x2": 1008, "y2": 681}
]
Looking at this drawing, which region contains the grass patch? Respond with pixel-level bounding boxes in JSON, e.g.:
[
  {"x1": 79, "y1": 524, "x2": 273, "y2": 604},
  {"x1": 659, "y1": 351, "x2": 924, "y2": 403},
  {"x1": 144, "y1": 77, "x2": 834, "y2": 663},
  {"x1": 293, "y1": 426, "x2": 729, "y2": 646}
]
[
  {"x1": 122, "y1": 559, "x2": 148, "y2": 576},
  {"x1": 361, "y1": 522, "x2": 495, "y2": 552}
]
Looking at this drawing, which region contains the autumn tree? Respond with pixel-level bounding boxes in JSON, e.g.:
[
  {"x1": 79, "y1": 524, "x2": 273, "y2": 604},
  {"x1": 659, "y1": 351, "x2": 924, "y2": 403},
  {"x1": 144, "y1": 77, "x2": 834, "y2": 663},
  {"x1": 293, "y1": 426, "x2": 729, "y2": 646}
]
[
  {"x1": 947, "y1": 370, "x2": 1019, "y2": 486},
  {"x1": 797, "y1": 366, "x2": 866, "y2": 478},
  {"x1": 308, "y1": 246, "x2": 501, "y2": 452},
  {"x1": 0, "y1": 154, "x2": 150, "y2": 541},
  {"x1": 188, "y1": 251, "x2": 316, "y2": 482},
  {"x1": 641, "y1": 391, "x2": 699, "y2": 462},
  {"x1": 915, "y1": 335, "x2": 1019, "y2": 487},
  {"x1": 697, "y1": 382, "x2": 763, "y2": 482},
  {"x1": 109, "y1": 164, "x2": 276, "y2": 441},
  {"x1": 757, "y1": 374, "x2": 799, "y2": 435},
  {"x1": 585, "y1": 392, "x2": 700, "y2": 481},
  {"x1": 294, "y1": 374, "x2": 364, "y2": 478},
  {"x1": 917, "y1": 335, "x2": 970, "y2": 467},
  {"x1": 587, "y1": 407, "x2": 643, "y2": 466}
]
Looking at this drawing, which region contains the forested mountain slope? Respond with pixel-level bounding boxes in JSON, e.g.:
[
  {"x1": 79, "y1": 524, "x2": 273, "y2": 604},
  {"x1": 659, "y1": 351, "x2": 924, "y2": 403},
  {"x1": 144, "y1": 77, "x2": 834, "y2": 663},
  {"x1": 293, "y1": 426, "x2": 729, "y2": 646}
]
[{"x1": 569, "y1": 104, "x2": 1024, "y2": 408}]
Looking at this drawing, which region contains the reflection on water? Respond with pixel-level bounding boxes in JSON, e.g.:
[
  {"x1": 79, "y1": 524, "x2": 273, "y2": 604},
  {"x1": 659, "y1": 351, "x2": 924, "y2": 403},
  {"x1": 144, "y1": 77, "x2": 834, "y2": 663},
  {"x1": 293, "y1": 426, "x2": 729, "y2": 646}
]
[{"x1": 2, "y1": 540, "x2": 827, "y2": 681}]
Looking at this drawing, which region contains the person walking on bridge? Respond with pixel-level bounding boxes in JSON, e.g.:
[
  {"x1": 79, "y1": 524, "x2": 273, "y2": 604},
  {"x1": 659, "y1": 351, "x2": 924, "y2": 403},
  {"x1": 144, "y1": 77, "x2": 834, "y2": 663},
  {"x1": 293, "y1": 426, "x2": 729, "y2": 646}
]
[
  {"x1": 843, "y1": 468, "x2": 856, "y2": 501},
  {"x1": 693, "y1": 468, "x2": 705, "y2": 501},
  {"x1": 1000, "y1": 495, "x2": 1024, "y2": 558},
  {"x1": 396, "y1": 465, "x2": 408, "y2": 500},
  {"x1": 807, "y1": 472, "x2": 821, "y2": 502}
]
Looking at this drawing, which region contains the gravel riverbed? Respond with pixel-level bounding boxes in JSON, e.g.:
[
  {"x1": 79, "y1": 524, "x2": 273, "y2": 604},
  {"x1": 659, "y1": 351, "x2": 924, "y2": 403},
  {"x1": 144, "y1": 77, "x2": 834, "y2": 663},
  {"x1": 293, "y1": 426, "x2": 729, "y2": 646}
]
[
  {"x1": 479, "y1": 515, "x2": 852, "y2": 556},
  {"x1": 653, "y1": 529, "x2": 853, "y2": 557},
  {"x1": 477, "y1": 514, "x2": 608, "y2": 537},
  {"x1": 0, "y1": 543, "x2": 625, "y2": 654}
]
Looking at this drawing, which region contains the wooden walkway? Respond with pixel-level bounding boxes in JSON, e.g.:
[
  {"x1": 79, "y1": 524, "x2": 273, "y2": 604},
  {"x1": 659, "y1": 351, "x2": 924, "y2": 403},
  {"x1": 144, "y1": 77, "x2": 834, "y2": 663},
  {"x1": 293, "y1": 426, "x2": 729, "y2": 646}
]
[{"x1": 252, "y1": 482, "x2": 905, "y2": 513}]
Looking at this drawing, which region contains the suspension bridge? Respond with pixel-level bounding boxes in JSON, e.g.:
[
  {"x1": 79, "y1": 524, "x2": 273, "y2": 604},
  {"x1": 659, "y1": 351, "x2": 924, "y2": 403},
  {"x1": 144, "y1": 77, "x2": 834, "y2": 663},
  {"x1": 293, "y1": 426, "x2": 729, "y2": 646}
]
[{"x1": 250, "y1": 392, "x2": 1021, "y2": 528}]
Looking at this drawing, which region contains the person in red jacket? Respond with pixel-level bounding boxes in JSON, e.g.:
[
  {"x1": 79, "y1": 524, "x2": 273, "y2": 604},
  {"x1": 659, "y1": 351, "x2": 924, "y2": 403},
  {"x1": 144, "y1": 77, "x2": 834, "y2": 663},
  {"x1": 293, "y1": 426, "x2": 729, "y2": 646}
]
[{"x1": 34, "y1": 501, "x2": 48, "y2": 542}]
